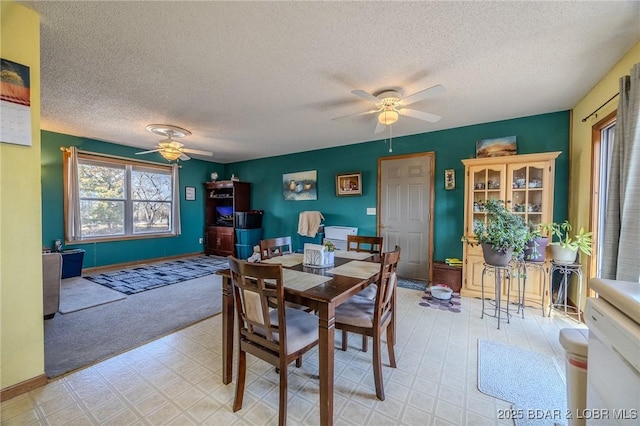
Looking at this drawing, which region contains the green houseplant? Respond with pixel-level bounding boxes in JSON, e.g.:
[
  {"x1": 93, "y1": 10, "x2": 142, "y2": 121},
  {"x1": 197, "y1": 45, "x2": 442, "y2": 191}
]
[
  {"x1": 542, "y1": 220, "x2": 592, "y2": 264},
  {"x1": 462, "y1": 199, "x2": 529, "y2": 266},
  {"x1": 523, "y1": 221, "x2": 549, "y2": 262}
]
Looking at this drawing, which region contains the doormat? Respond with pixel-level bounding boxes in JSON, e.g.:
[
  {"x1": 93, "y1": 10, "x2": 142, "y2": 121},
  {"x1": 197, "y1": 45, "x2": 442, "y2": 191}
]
[
  {"x1": 84, "y1": 255, "x2": 229, "y2": 295},
  {"x1": 397, "y1": 277, "x2": 427, "y2": 291},
  {"x1": 419, "y1": 287, "x2": 462, "y2": 313}
]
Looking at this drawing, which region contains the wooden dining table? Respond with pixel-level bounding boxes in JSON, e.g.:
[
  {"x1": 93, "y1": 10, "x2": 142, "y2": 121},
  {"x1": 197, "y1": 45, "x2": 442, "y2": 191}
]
[{"x1": 217, "y1": 252, "x2": 390, "y2": 426}]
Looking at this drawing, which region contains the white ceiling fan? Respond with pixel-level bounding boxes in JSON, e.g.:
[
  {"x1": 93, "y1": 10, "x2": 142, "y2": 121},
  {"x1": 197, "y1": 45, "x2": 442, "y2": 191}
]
[
  {"x1": 137, "y1": 124, "x2": 213, "y2": 161},
  {"x1": 333, "y1": 84, "x2": 446, "y2": 133}
]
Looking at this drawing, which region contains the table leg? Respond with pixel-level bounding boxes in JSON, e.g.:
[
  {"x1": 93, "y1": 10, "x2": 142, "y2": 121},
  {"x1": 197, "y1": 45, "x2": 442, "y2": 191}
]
[
  {"x1": 222, "y1": 275, "x2": 234, "y2": 385},
  {"x1": 317, "y1": 303, "x2": 335, "y2": 426}
]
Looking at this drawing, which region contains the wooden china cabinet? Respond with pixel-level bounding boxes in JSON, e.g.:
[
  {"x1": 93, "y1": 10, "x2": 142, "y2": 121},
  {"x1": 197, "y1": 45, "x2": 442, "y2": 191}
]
[
  {"x1": 461, "y1": 152, "x2": 561, "y2": 304},
  {"x1": 204, "y1": 181, "x2": 250, "y2": 256}
]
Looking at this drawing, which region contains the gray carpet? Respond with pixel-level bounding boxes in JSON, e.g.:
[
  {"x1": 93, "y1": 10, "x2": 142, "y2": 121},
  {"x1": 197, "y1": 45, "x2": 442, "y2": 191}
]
[
  {"x1": 59, "y1": 277, "x2": 125, "y2": 313},
  {"x1": 45, "y1": 274, "x2": 222, "y2": 378},
  {"x1": 478, "y1": 339, "x2": 567, "y2": 426},
  {"x1": 397, "y1": 277, "x2": 428, "y2": 291}
]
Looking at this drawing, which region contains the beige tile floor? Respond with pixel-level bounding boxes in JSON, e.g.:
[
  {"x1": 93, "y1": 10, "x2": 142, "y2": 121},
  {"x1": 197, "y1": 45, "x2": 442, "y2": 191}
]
[{"x1": 2, "y1": 276, "x2": 584, "y2": 426}]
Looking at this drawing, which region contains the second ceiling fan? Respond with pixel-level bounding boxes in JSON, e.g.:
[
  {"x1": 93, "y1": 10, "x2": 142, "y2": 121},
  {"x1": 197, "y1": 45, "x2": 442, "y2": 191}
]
[{"x1": 333, "y1": 84, "x2": 446, "y2": 133}]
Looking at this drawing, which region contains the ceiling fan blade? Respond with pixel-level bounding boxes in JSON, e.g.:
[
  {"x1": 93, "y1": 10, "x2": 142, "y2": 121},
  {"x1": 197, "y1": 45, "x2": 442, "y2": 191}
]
[
  {"x1": 136, "y1": 149, "x2": 161, "y2": 155},
  {"x1": 399, "y1": 108, "x2": 442, "y2": 123},
  {"x1": 400, "y1": 84, "x2": 446, "y2": 106},
  {"x1": 351, "y1": 89, "x2": 382, "y2": 103},
  {"x1": 182, "y1": 148, "x2": 213, "y2": 156},
  {"x1": 331, "y1": 109, "x2": 378, "y2": 121},
  {"x1": 374, "y1": 121, "x2": 386, "y2": 134},
  {"x1": 179, "y1": 153, "x2": 191, "y2": 161}
]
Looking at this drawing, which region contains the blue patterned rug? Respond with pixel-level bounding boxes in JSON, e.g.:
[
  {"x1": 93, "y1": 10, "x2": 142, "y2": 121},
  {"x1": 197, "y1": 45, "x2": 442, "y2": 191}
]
[{"x1": 84, "y1": 255, "x2": 229, "y2": 295}]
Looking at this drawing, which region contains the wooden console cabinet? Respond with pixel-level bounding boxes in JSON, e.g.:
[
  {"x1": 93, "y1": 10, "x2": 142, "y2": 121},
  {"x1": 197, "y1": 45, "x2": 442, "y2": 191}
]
[
  {"x1": 461, "y1": 152, "x2": 561, "y2": 304},
  {"x1": 204, "y1": 181, "x2": 250, "y2": 256}
]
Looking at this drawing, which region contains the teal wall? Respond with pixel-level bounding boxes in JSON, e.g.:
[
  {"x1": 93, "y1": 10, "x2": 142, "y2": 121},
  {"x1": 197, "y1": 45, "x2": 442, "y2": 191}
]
[
  {"x1": 41, "y1": 131, "x2": 224, "y2": 268},
  {"x1": 41, "y1": 111, "x2": 569, "y2": 268},
  {"x1": 226, "y1": 111, "x2": 570, "y2": 260}
]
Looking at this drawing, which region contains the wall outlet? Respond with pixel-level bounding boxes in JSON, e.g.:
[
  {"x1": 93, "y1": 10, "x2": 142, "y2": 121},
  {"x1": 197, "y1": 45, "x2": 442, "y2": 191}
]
[
  {"x1": 366, "y1": 207, "x2": 376, "y2": 215},
  {"x1": 199, "y1": 237, "x2": 203, "y2": 244}
]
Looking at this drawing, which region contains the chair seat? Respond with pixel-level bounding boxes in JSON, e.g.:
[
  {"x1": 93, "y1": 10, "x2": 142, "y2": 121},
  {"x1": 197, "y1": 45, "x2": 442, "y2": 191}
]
[
  {"x1": 269, "y1": 308, "x2": 319, "y2": 354},
  {"x1": 335, "y1": 295, "x2": 375, "y2": 328},
  {"x1": 356, "y1": 284, "x2": 377, "y2": 299}
]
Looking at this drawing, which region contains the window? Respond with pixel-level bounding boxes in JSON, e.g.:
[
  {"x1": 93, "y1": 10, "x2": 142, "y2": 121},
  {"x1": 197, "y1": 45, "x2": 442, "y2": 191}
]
[{"x1": 65, "y1": 149, "x2": 180, "y2": 242}]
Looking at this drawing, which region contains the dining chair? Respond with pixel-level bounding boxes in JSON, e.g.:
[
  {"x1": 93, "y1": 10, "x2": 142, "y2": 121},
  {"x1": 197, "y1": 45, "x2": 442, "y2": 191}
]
[
  {"x1": 228, "y1": 256, "x2": 319, "y2": 426},
  {"x1": 334, "y1": 248, "x2": 400, "y2": 401},
  {"x1": 346, "y1": 235, "x2": 383, "y2": 254},
  {"x1": 344, "y1": 235, "x2": 384, "y2": 351},
  {"x1": 259, "y1": 236, "x2": 293, "y2": 259}
]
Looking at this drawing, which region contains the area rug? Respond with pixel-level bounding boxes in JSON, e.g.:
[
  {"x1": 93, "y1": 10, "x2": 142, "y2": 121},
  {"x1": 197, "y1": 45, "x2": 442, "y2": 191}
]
[
  {"x1": 478, "y1": 339, "x2": 567, "y2": 426},
  {"x1": 59, "y1": 277, "x2": 125, "y2": 314},
  {"x1": 419, "y1": 288, "x2": 462, "y2": 313},
  {"x1": 45, "y1": 274, "x2": 222, "y2": 378},
  {"x1": 397, "y1": 277, "x2": 428, "y2": 291},
  {"x1": 83, "y1": 255, "x2": 229, "y2": 295}
]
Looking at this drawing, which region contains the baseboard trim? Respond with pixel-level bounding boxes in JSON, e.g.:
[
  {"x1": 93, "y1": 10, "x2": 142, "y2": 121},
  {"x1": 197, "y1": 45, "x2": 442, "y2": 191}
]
[
  {"x1": 82, "y1": 251, "x2": 205, "y2": 274},
  {"x1": 1, "y1": 374, "x2": 48, "y2": 402}
]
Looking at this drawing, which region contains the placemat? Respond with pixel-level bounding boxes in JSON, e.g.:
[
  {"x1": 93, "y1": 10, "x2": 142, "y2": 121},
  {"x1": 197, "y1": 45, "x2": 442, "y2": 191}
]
[
  {"x1": 282, "y1": 269, "x2": 331, "y2": 291},
  {"x1": 326, "y1": 261, "x2": 380, "y2": 280},
  {"x1": 261, "y1": 253, "x2": 304, "y2": 267},
  {"x1": 334, "y1": 250, "x2": 373, "y2": 260}
]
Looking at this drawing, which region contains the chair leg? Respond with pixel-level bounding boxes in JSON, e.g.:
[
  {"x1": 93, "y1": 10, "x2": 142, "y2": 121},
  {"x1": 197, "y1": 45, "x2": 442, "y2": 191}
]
[
  {"x1": 372, "y1": 332, "x2": 385, "y2": 401},
  {"x1": 233, "y1": 349, "x2": 247, "y2": 412},
  {"x1": 386, "y1": 323, "x2": 397, "y2": 368},
  {"x1": 295, "y1": 356, "x2": 302, "y2": 368},
  {"x1": 278, "y1": 360, "x2": 288, "y2": 426},
  {"x1": 341, "y1": 330, "x2": 348, "y2": 351},
  {"x1": 362, "y1": 335, "x2": 368, "y2": 352}
]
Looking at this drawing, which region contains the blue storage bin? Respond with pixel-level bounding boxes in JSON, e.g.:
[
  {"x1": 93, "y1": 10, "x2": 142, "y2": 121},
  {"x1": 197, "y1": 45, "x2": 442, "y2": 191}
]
[
  {"x1": 61, "y1": 249, "x2": 85, "y2": 278},
  {"x1": 235, "y1": 244, "x2": 254, "y2": 260},
  {"x1": 235, "y1": 228, "x2": 263, "y2": 245}
]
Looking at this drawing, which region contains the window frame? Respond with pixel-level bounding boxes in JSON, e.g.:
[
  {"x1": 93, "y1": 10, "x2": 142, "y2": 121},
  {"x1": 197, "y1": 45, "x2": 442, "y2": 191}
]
[{"x1": 74, "y1": 153, "x2": 177, "y2": 242}]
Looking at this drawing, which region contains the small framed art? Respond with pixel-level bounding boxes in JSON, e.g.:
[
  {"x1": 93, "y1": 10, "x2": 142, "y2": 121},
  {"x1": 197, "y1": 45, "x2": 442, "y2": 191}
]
[
  {"x1": 185, "y1": 186, "x2": 196, "y2": 201},
  {"x1": 336, "y1": 172, "x2": 362, "y2": 196},
  {"x1": 445, "y1": 169, "x2": 455, "y2": 190}
]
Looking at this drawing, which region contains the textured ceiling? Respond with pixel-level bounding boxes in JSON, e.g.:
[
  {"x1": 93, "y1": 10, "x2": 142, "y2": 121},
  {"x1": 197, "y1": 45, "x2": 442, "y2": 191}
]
[{"x1": 20, "y1": 1, "x2": 640, "y2": 163}]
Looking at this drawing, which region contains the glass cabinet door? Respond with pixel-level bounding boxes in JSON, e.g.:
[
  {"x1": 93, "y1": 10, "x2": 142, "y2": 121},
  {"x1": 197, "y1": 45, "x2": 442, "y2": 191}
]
[
  {"x1": 507, "y1": 162, "x2": 547, "y2": 226},
  {"x1": 467, "y1": 164, "x2": 505, "y2": 236}
]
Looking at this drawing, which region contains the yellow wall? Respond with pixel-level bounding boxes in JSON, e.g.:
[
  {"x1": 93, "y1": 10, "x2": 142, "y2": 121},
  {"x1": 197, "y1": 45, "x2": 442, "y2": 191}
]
[
  {"x1": 0, "y1": 2, "x2": 44, "y2": 389},
  {"x1": 569, "y1": 41, "x2": 640, "y2": 306}
]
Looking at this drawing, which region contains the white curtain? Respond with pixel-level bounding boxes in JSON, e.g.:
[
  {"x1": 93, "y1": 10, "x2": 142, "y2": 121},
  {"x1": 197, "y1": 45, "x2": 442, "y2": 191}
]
[
  {"x1": 601, "y1": 63, "x2": 640, "y2": 281},
  {"x1": 62, "y1": 146, "x2": 81, "y2": 242},
  {"x1": 172, "y1": 164, "x2": 182, "y2": 236}
]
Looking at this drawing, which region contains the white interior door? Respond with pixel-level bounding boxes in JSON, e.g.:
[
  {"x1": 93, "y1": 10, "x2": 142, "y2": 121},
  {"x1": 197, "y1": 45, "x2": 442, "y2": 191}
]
[{"x1": 379, "y1": 153, "x2": 433, "y2": 279}]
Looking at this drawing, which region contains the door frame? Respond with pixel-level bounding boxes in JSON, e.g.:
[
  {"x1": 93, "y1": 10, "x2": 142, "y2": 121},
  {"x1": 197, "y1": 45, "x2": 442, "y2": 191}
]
[{"x1": 377, "y1": 152, "x2": 435, "y2": 281}]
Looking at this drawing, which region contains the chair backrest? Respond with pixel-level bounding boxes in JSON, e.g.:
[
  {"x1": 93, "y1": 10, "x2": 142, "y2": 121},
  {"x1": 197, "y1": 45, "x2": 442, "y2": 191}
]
[
  {"x1": 259, "y1": 236, "x2": 293, "y2": 259},
  {"x1": 228, "y1": 256, "x2": 288, "y2": 354},
  {"x1": 373, "y1": 248, "x2": 401, "y2": 326},
  {"x1": 347, "y1": 235, "x2": 383, "y2": 254}
]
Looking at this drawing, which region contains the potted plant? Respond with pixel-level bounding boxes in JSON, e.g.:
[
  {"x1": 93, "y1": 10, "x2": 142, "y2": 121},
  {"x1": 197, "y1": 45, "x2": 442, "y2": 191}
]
[
  {"x1": 324, "y1": 240, "x2": 336, "y2": 265},
  {"x1": 462, "y1": 199, "x2": 529, "y2": 266},
  {"x1": 542, "y1": 220, "x2": 593, "y2": 264},
  {"x1": 523, "y1": 221, "x2": 549, "y2": 262}
]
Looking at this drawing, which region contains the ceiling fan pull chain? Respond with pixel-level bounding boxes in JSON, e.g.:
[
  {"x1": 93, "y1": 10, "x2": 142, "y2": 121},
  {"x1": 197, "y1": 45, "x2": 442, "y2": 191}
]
[{"x1": 388, "y1": 124, "x2": 393, "y2": 153}]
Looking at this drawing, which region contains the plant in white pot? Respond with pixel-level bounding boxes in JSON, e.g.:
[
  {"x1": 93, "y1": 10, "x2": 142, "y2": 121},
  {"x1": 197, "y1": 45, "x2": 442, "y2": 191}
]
[
  {"x1": 462, "y1": 199, "x2": 529, "y2": 266},
  {"x1": 542, "y1": 221, "x2": 592, "y2": 264}
]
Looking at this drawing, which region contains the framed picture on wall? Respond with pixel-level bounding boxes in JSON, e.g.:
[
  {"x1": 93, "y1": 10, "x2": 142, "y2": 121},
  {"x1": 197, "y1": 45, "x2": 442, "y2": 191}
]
[
  {"x1": 282, "y1": 170, "x2": 317, "y2": 201},
  {"x1": 476, "y1": 135, "x2": 517, "y2": 158},
  {"x1": 445, "y1": 169, "x2": 455, "y2": 190},
  {"x1": 185, "y1": 186, "x2": 196, "y2": 201},
  {"x1": 336, "y1": 172, "x2": 362, "y2": 196}
]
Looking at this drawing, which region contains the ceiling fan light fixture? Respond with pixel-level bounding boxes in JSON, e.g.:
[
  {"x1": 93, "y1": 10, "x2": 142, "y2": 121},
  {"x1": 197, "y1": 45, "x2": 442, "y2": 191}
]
[
  {"x1": 159, "y1": 149, "x2": 182, "y2": 161},
  {"x1": 378, "y1": 109, "x2": 399, "y2": 125}
]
